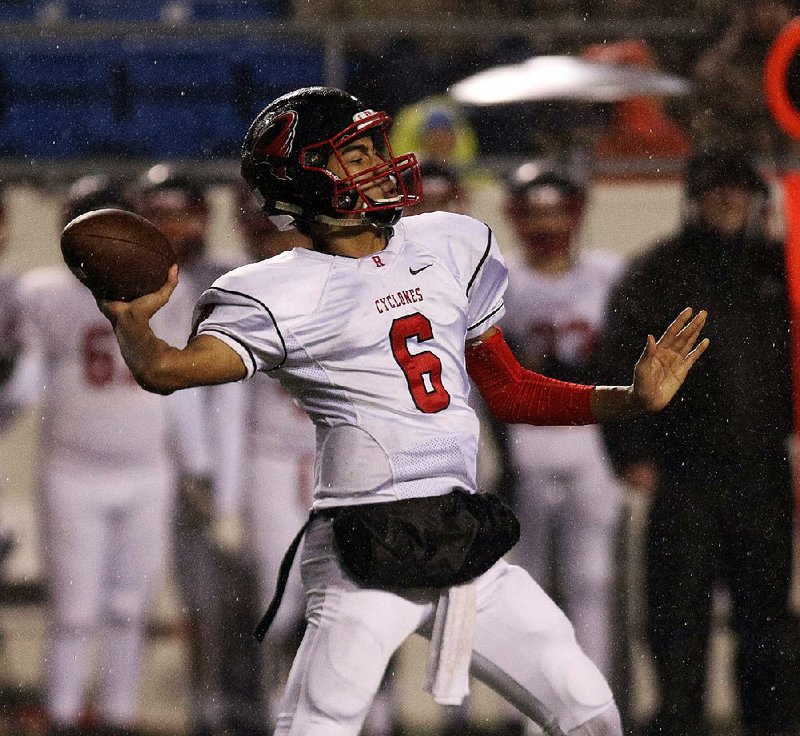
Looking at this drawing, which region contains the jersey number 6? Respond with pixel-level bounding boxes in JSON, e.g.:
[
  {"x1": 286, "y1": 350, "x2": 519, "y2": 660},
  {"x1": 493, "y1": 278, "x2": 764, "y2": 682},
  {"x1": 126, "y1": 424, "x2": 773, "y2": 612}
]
[{"x1": 390, "y1": 312, "x2": 451, "y2": 413}]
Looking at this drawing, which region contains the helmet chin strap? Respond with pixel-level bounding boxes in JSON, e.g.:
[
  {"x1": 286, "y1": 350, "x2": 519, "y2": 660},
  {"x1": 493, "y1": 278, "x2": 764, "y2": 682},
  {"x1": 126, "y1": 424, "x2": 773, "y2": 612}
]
[
  {"x1": 268, "y1": 214, "x2": 298, "y2": 232},
  {"x1": 274, "y1": 199, "x2": 398, "y2": 230},
  {"x1": 312, "y1": 213, "x2": 381, "y2": 227}
]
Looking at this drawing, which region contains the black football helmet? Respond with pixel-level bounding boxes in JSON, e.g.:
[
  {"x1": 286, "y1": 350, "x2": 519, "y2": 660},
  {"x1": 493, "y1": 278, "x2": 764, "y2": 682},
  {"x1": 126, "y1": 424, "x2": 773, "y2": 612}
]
[{"x1": 241, "y1": 87, "x2": 422, "y2": 228}]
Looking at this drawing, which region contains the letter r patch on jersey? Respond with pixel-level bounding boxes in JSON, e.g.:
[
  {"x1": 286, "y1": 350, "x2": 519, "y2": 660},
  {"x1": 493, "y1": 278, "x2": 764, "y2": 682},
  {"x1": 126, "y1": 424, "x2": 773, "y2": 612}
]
[{"x1": 372, "y1": 255, "x2": 386, "y2": 268}]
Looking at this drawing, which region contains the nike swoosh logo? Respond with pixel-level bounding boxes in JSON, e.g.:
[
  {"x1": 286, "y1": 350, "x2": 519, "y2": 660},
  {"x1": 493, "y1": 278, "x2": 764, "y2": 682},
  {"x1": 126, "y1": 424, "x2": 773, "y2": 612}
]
[{"x1": 409, "y1": 264, "x2": 432, "y2": 275}]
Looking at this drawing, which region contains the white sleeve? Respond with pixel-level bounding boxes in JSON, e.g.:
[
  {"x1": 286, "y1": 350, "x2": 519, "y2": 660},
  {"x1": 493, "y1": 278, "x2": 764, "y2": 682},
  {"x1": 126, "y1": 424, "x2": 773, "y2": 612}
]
[
  {"x1": 464, "y1": 226, "x2": 508, "y2": 340},
  {"x1": 192, "y1": 288, "x2": 286, "y2": 378}
]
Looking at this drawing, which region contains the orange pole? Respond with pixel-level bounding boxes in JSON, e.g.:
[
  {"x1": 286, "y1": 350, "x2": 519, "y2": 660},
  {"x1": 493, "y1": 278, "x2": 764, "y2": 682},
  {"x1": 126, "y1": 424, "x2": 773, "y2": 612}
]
[{"x1": 782, "y1": 173, "x2": 800, "y2": 510}]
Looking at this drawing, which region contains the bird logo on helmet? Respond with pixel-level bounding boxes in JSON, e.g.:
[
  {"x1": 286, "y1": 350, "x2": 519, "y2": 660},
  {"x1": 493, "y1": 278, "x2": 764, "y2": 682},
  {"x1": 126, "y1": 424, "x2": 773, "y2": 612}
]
[
  {"x1": 241, "y1": 87, "x2": 422, "y2": 229},
  {"x1": 251, "y1": 111, "x2": 298, "y2": 181}
]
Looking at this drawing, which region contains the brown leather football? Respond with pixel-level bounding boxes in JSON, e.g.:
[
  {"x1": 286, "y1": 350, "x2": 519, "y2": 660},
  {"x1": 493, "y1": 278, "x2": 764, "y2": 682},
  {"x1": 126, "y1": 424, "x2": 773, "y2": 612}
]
[{"x1": 61, "y1": 208, "x2": 176, "y2": 302}]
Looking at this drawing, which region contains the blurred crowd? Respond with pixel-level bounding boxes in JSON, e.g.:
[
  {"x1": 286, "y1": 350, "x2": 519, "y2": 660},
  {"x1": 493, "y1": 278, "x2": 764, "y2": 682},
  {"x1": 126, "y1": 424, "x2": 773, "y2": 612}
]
[
  {"x1": 0, "y1": 1, "x2": 800, "y2": 736},
  {"x1": 311, "y1": 0, "x2": 800, "y2": 162}
]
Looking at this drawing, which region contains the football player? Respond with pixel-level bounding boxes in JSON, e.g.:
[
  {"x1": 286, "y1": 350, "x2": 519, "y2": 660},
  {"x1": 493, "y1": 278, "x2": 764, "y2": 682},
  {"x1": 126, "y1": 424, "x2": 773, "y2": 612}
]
[
  {"x1": 98, "y1": 87, "x2": 708, "y2": 736},
  {"x1": 132, "y1": 167, "x2": 256, "y2": 736},
  {"x1": 500, "y1": 162, "x2": 625, "y2": 681},
  {"x1": 403, "y1": 161, "x2": 467, "y2": 216},
  {"x1": 0, "y1": 177, "x2": 175, "y2": 736}
]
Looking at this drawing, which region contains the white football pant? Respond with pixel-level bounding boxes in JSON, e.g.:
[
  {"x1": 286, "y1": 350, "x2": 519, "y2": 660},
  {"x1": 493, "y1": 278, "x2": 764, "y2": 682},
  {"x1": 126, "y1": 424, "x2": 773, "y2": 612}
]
[{"x1": 274, "y1": 516, "x2": 621, "y2": 736}]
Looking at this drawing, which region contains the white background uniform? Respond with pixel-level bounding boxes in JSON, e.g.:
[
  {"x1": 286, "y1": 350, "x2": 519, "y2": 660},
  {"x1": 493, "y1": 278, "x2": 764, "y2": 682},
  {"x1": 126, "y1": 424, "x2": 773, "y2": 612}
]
[
  {"x1": 155, "y1": 255, "x2": 245, "y2": 514},
  {"x1": 4, "y1": 267, "x2": 174, "y2": 727},
  {"x1": 246, "y1": 373, "x2": 315, "y2": 637},
  {"x1": 154, "y1": 254, "x2": 251, "y2": 733},
  {"x1": 245, "y1": 374, "x2": 316, "y2": 725},
  {"x1": 194, "y1": 212, "x2": 618, "y2": 736},
  {"x1": 500, "y1": 250, "x2": 624, "y2": 678}
]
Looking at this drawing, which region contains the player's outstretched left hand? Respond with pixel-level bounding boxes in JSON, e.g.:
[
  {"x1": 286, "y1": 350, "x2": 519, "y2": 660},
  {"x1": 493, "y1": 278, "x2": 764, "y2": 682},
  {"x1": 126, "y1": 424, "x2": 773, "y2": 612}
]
[
  {"x1": 632, "y1": 307, "x2": 709, "y2": 413},
  {"x1": 97, "y1": 264, "x2": 179, "y2": 329}
]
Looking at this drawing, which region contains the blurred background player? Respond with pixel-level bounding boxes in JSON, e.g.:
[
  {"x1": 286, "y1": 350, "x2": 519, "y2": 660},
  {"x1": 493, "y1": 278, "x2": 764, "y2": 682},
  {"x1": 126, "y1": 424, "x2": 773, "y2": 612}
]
[
  {"x1": 403, "y1": 161, "x2": 468, "y2": 216},
  {"x1": 234, "y1": 185, "x2": 314, "y2": 730},
  {"x1": 598, "y1": 148, "x2": 794, "y2": 736},
  {"x1": 499, "y1": 162, "x2": 625, "y2": 686},
  {"x1": 0, "y1": 186, "x2": 19, "y2": 392},
  {"x1": 0, "y1": 185, "x2": 19, "y2": 613},
  {"x1": 133, "y1": 168, "x2": 257, "y2": 736},
  {"x1": 0, "y1": 176, "x2": 175, "y2": 736}
]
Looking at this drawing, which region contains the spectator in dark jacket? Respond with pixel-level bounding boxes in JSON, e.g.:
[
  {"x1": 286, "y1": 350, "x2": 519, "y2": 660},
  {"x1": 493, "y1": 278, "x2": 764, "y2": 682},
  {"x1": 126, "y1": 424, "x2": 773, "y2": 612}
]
[{"x1": 597, "y1": 148, "x2": 794, "y2": 736}]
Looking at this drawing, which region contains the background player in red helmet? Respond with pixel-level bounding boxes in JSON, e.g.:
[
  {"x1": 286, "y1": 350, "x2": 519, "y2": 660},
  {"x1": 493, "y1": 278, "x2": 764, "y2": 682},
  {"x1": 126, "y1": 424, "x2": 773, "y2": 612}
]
[{"x1": 500, "y1": 161, "x2": 626, "y2": 688}]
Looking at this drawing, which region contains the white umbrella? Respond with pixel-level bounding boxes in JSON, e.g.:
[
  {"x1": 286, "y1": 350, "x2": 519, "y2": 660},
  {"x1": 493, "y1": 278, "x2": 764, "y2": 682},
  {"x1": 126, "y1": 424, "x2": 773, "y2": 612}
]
[{"x1": 449, "y1": 55, "x2": 691, "y2": 105}]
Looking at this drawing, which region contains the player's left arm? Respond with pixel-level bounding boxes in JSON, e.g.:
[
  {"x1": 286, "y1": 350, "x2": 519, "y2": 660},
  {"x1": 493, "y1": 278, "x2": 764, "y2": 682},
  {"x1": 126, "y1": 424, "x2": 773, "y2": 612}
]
[
  {"x1": 98, "y1": 266, "x2": 247, "y2": 394},
  {"x1": 466, "y1": 307, "x2": 709, "y2": 424}
]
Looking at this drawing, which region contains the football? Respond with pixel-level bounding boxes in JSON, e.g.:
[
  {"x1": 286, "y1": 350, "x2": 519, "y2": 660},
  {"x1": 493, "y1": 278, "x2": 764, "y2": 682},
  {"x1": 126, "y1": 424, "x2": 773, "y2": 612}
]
[{"x1": 60, "y1": 208, "x2": 176, "y2": 302}]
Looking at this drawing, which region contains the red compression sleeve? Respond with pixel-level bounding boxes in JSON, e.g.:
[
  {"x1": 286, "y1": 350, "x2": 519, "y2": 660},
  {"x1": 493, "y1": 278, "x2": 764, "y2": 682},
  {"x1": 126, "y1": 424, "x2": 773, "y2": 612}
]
[{"x1": 465, "y1": 328, "x2": 595, "y2": 425}]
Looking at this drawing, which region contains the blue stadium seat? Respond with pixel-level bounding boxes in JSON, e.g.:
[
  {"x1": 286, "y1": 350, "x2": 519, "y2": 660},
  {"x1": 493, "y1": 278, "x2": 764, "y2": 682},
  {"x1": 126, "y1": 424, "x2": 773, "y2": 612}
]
[
  {"x1": 123, "y1": 47, "x2": 232, "y2": 91},
  {"x1": 0, "y1": 100, "x2": 118, "y2": 158},
  {"x1": 0, "y1": 39, "x2": 324, "y2": 158},
  {"x1": 231, "y1": 42, "x2": 325, "y2": 121},
  {"x1": 0, "y1": 48, "x2": 110, "y2": 90},
  {"x1": 119, "y1": 46, "x2": 242, "y2": 157},
  {"x1": 0, "y1": 46, "x2": 120, "y2": 157},
  {"x1": 192, "y1": 0, "x2": 287, "y2": 20},
  {"x1": 0, "y1": 1, "x2": 40, "y2": 21},
  {"x1": 64, "y1": 0, "x2": 168, "y2": 21},
  {"x1": 128, "y1": 101, "x2": 244, "y2": 157}
]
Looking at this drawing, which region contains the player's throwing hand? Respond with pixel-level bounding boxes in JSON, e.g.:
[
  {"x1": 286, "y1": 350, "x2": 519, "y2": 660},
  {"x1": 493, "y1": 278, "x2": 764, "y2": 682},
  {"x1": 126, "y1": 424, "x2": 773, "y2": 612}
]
[
  {"x1": 97, "y1": 264, "x2": 179, "y2": 328},
  {"x1": 632, "y1": 307, "x2": 709, "y2": 413}
]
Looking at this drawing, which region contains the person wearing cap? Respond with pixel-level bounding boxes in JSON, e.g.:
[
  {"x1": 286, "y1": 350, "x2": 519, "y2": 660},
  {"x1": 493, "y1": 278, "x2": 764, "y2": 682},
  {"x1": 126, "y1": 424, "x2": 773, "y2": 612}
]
[
  {"x1": 390, "y1": 96, "x2": 479, "y2": 173},
  {"x1": 597, "y1": 148, "x2": 794, "y2": 736}
]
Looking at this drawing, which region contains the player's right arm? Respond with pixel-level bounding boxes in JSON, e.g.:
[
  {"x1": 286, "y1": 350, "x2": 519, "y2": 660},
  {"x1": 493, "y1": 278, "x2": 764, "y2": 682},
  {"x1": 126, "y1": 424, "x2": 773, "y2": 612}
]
[{"x1": 98, "y1": 266, "x2": 247, "y2": 395}]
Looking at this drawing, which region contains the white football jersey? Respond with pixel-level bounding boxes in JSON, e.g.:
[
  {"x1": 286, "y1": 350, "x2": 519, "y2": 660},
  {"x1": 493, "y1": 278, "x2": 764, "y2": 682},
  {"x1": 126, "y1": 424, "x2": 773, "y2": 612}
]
[
  {"x1": 16, "y1": 267, "x2": 170, "y2": 468},
  {"x1": 194, "y1": 212, "x2": 507, "y2": 508},
  {"x1": 248, "y1": 373, "x2": 316, "y2": 456},
  {"x1": 501, "y1": 250, "x2": 623, "y2": 379}
]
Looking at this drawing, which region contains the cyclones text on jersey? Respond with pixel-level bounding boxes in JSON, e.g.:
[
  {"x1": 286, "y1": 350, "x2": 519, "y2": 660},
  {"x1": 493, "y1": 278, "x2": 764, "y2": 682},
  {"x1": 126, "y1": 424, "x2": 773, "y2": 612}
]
[{"x1": 374, "y1": 286, "x2": 424, "y2": 314}]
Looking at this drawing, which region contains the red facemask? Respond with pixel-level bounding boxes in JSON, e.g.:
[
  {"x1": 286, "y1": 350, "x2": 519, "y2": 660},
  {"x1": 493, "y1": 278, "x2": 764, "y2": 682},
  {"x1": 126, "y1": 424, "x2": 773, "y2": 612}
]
[{"x1": 300, "y1": 110, "x2": 422, "y2": 216}]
